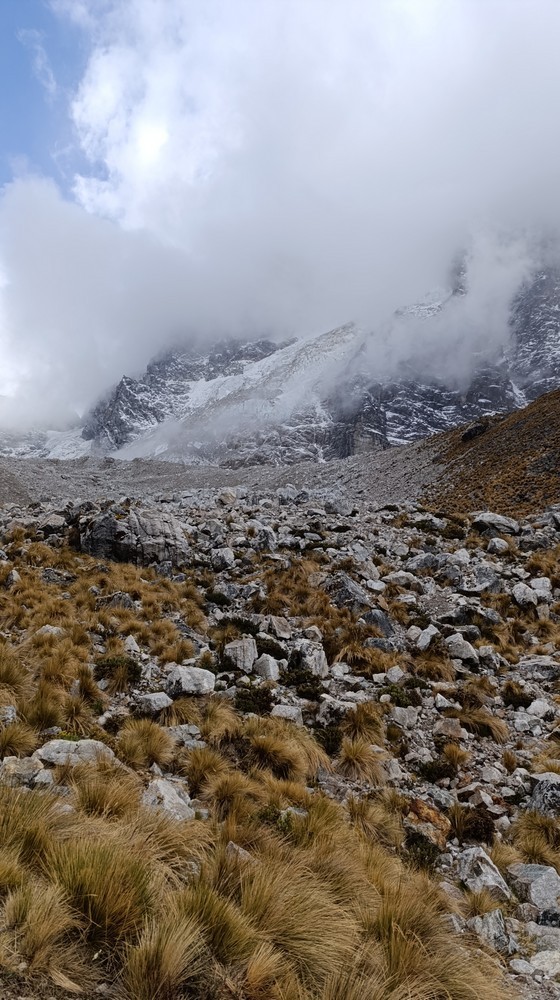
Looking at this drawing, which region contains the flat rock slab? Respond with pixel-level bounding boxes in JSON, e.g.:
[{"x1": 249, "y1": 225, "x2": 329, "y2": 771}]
[{"x1": 35, "y1": 738, "x2": 114, "y2": 766}]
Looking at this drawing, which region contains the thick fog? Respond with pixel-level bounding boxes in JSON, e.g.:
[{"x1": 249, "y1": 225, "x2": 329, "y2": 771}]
[{"x1": 2, "y1": 0, "x2": 560, "y2": 427}]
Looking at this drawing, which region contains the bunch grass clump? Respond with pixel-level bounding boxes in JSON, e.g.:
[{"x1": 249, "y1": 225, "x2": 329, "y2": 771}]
[{"x1": 0, "y1": 541, "x2": 516, "y2": 999}]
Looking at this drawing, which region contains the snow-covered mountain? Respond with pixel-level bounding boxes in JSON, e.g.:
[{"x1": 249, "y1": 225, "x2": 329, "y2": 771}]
[{"x1": 2, "y1": 266, "x2": 560, "y2": 466}]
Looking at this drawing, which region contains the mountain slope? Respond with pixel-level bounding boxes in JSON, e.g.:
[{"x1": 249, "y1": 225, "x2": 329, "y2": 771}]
[
  {"x1": 77, "y1": 263, "x2": 560, "y2": 465},
  {"x1": 427, "y1": 386, "x2": 560, "y2": 516},
  {"x1": 2, "y1": 263, "x2": 560, "y2": 465}
]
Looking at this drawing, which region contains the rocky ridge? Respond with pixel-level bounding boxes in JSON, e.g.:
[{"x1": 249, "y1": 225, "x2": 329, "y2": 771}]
[{"x1": 3, "y1": 264, "x2": 560, "y2": 467}]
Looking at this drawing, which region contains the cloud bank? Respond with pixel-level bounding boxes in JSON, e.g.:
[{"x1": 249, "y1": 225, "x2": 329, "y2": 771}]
[{"x1": 2, "y1": 0, "x2": 560, "y2": 425}]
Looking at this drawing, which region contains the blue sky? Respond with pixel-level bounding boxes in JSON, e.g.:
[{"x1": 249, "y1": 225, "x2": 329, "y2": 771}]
[{"x1": 0, "y1": 0, "x2": 87, "y2": 188}]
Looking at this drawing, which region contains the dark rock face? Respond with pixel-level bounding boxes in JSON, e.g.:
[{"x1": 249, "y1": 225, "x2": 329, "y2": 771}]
[
  {"x1": 78, "y1": 507, "x2": 190, "y2": 567},
  {"x1": 76, "y1": 265, "x2": 560, "y2": 466},
  {"x1": 5, "y1": 264, "x2": 560, "y2": 467},
  {"x1": 82, "y1": 339, "x2": 289, "y2": 450}
]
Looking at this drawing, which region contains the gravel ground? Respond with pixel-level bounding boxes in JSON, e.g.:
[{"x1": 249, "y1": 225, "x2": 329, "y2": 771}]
[{"x1": 0, "y1": 440, "x2": 443, "y2": 508}]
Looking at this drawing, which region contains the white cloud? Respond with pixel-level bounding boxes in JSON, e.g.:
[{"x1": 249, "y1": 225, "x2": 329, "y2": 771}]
[
  {"x1": 2, "y1": 0, "x2": 560, "y2": 426},
  {"x1": 17, "y1": 28, "x2": 58, "y2": 99}
]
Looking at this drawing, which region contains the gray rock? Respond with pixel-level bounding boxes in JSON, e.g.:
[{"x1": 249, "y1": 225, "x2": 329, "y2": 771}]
[
  {"x1": 166, "y1": 665, "x2": 216, "y2": 696},
  {"x1": 142, "y1": 778, "x2": 195, "y2": 821},
  {"x1": 5, "y1": 569, "x2": 21, "y2": 588},
  {"x1": 435, "y1": 693, "x2": 457, "y2": 711},
  {"x1": 445, "y1": 632, "x2": 479, "y2": 663},
  {"x1": 472, "y1": 512, "x2": 520, "y2": 535},
  {"x1": 509, "y1": 959, "x2": 536, "y2": 976},
  {"x1": 326, "y1": 572, "x2": 372, "y2": 610},
  {"x1": 0, "y1": 756, "x2": 44, "y2": 787},
  {"x1": 434, "y1": 717, "x2": 468, "y2": 739},
  {"x1": 487, "y1": 538, "x2": 509, "y2": 554},
  {"x1": 80, "y1": 507, "x2": 190, "y2": 567},
  {"x1": 40, "y1": 513, "x2": 67, "y2": 536},
  {"x1": 457, "y1": 846, "x2": 513, "y2": 902},
  {"x1": 96, "y1": 590, "x2": 135, "y2": 610},
  {"x1": 270, "y1": 704, "x2": 304, "y2": 726},
  {"x1": 292, "y1": 639, "x2": 329, "y2": 678},
  {"x1": 507, "y1": 864, "x2": 560, "y2": 911},
  {"x1": 389, "y1": 705, "x2": 418, "y2": 729},
  {"x1": 416, "y1": 624, "x2": 440, "y2": 651},
  {"x1": 361, "y1": 608, "x2": 394, "y2": 637},
  {"x1": 467, "y1": 908, "x2": 515, "y2": 954},
  {"x1": 35, "y1": 739, "x2": 114, "y2": 766},
  {"x1": 253, "y1": 654, "x2": 280, "y2": 681},
  {"x1": 530, "y1": 773, "x2": 560, "y2": 816},
  {"x1": 527, "y1": 699, "x2": 554, "y2": 719},
  {"x1": 165, "y1": 723, "x2": 203, "y2": 745},
  {"x1": 211, "y1": 546, "x2": 235, "y2": 570},
  {"x1": 267, "y1": 616, "x2": 292, "y2": 640},
  {"x1": 124, "y1": 634, "x2": 141, "y2": 655},
  {"x1": 223, "y1": 637, "x2": 258, "y2": 674},
  {"x1": 136, "y1": 691, "x2": 173, "y2": 715},
  {"x1": 531, "y1": 577, "x2": 553, "y2": 602},
  {"x1": 383, "y1": 570, "x2": 420, "y2": 589},
  {"x1": 386, "y1": 665, "x2": 406, "y2": 684},
  {"x1": 530, "y1": 950, "x2": 560, "y2": 976},
  {"x1": 480, "y1": 766, "x2": 503, "y2": 783},
  {"x1": 512, "y1": 582, "x2": 539, "y2": 608},
  {"x1": 35, "y1": 624, "x2": 65, "y2": 637}
]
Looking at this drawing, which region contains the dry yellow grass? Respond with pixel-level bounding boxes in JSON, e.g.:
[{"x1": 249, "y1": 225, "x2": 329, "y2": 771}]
[
  {"x1": 118, "y1": 718, "x2": 176, "y2": 769},
  {"x1": 0, "y1": 539, "x2": 519, "y2": 999}
]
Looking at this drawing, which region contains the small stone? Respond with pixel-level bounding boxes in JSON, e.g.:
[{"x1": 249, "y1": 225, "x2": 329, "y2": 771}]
[
  {"x1": 124, "y1": 634, "x2": 141, "y2": 655},
  {"x1": 35, "y1": 624, "x2": 66, "y2": 637},
  {"x1": 480, "y1": 766, "x2": 502, "y2": 783},
  {"x1": 487, "y1": 538, "x2": 509, "y2": 555},
  {"x1": 509, "y1": 959, "x2": 536, "y2": 976},
  {"x1": 267, "y1": 616, "x2": 292, "y2": 640},
  {"x1": 292, "y1": 639, "x2": 329, "y2": 678},
  {"x1": 435, "y1": 693, "x2": 456, "y2": 711},
  {"x1": 386, "y1": 665, "x2": 405, "y2": 684},
  {"x1": 212, "y1": 547, "x2": 235, "y2": 570},
  {"x1": 530, "y1": 773, "x2": 560, "y2": 816},
  {"x1": 467, "y1": 908, "x2": 514, "y2": 954},
  {"x1": 0, "y1": 756, "x2": 44, "y2": 787}
]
